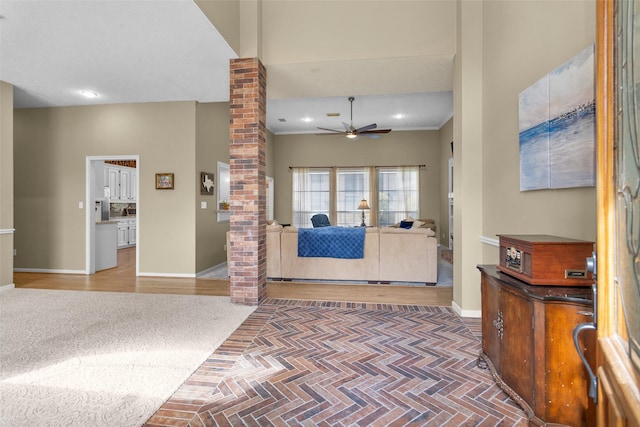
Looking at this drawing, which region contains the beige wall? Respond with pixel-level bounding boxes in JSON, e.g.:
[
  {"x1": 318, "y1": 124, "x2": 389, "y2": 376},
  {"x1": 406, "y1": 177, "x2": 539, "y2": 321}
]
[
  {"x1": 195, "y1": 0, "x2": 240, "y2": 55},
  {"x1": 272, "y1": 130, "x2": 441, "y2": 227},
  {"x1": 439, "y1": 118, "x2": 453, "y2": 247},
  {"x1": 261, "y1": 1, "x2": 454, "y2": 64},
  {"x1": 195, "y1": 102, "x2": 231, "y2": 273},
  {"x1": 482, "y1": 0, "x2": 597, "y2": 254},
  {"x1": 454, "y1": 0, "x2": 485, "y2": 315},
  {"x1": 14, "y1": 102, "x2": 200, "y2": 276},
  {"x1": 0, "y1": 81, "x2": 14, "y2": 287},
  {"x1": 449, "y1": 0, "x2": 596, "y2": 315}
]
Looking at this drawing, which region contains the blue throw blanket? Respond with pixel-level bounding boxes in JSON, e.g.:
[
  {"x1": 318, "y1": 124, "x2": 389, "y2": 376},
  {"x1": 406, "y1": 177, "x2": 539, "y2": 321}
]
[{"x1": 298, "y1": 226, "x2": 366, "y2": 259}]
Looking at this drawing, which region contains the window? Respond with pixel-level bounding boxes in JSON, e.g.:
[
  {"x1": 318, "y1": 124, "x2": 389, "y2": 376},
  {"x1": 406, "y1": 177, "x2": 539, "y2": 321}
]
[
  {"x1": 292, "y1": 166, "x2": 420, "y2": 228},
  {"x1": 292, "y1": 168, "x2": 330, "y2": 228},
  {"x1": 377, "y1": 166, "x2": 419, "y2": 226},
  {"x1": 336, "y1": 168, "x2": 369, "y2": 226}
]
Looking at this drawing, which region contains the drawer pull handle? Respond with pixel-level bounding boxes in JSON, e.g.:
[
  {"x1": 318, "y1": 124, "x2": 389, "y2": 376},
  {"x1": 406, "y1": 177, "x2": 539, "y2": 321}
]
[{"x1": 493, "y1": 311, "x2": 504, "y2": 340}]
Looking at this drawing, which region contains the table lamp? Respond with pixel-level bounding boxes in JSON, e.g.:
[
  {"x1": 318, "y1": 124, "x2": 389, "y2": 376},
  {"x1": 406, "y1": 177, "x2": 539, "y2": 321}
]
[{"x1": 358, "y1": 199, "x2": 370, "y2": 227}]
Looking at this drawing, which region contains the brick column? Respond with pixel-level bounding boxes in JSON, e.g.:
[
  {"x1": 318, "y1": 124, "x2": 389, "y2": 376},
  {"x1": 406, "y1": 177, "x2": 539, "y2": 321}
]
[{"x1": 228, "y1": 58, "x2": 267, "y2": 305}]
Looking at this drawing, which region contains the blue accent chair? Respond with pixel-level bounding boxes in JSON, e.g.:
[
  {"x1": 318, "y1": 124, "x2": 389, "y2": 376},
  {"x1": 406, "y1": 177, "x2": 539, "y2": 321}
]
[{"x1": 311, "y1": 214, "x2": 331, "y2": 228}]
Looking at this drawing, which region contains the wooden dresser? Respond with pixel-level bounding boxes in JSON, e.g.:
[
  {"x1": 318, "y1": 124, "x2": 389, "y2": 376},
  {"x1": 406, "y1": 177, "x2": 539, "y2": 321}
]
[{"x1": 477, "y1": 265, "x2": 596, "y2": 426}]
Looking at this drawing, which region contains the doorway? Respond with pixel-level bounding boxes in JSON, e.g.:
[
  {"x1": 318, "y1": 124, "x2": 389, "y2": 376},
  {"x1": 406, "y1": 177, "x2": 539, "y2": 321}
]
[{"x1": 85, "y1": 155, "x2": 140, "y2": 276}]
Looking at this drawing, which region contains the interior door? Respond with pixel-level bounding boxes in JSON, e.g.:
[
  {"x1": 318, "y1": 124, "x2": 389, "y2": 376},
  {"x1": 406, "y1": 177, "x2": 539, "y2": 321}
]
[{"x1": 595, "y1": 1, "x2": 640, "y2": 425}]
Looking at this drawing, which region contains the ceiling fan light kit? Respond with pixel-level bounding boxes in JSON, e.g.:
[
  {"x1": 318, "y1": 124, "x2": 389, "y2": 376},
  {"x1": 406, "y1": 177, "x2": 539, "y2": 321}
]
[{"x1": 316, "y1": 96, "x2": 392, "y2": 139}]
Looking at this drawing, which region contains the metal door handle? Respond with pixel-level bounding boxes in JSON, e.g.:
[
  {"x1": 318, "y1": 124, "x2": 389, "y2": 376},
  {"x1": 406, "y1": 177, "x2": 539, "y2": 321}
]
[
  {"x1": 572, "y1": 283, "x2": 598, "y2": 404},
  {"x1": 573, "y1": 321, "x2": 598, "y2": 403}
]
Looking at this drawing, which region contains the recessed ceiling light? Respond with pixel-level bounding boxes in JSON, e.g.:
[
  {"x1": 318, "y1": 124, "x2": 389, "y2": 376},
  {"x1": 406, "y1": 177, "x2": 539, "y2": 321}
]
[
  {"x1": 302, "y1": 117, "x2": 313, "y2": 122},
  {"x1": 79, "y1": 90, "x2": 99, "y2": 98},
  {"x1": 326, "y1": 112, "x2": 340, "y2": 117},
  {"x1": 393, "y1": 113, "x2": 405, "y2": 119}
]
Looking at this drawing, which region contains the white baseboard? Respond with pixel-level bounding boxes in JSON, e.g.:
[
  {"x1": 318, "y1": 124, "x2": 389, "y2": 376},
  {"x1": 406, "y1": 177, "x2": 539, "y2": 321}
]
[
  {"x1": 452, "y1": 300, "x2": 482, "y2": 318},
  {"x1": 14, "y1": 268, "x2": 85, "y2": 274},
  {"x1": 0, "y1": 283, "x2": 16, "y2": 291}
]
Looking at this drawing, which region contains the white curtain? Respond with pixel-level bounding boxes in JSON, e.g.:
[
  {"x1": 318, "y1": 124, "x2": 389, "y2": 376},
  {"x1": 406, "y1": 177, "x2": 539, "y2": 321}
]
[
  {"x1": 291, "y1": 167, "x2": 310, "y2": 228},
  {"x1": 400, "y1": 166, "x2": 419, "y2": 218}
]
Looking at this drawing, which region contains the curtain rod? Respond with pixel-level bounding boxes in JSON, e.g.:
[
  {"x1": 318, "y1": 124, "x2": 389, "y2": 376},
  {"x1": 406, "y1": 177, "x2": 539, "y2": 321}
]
[{"x1": 288, "y1": 165, "x2": 426, "y2": 170}]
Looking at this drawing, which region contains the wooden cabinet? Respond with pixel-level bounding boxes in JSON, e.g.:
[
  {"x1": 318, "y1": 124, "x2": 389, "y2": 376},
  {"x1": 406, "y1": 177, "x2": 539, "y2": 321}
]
[{"x1": 478, "y1": 265, "x2": 595, "y2": 426}]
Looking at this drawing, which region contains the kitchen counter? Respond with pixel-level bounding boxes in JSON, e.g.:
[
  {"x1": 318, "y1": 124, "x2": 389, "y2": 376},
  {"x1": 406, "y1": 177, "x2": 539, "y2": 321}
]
[
  {"x1": 110, "y1": 215, "x2": 136, "y2": 221},
  {"x1": 95, "y1": 221, "x2": 117, "y2": 271}
]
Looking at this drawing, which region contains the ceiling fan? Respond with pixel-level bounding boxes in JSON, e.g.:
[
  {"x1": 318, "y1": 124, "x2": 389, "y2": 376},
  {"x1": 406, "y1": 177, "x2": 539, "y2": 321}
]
[{"x1": 317, "y1": 96, "x2": 392, "y2": 139}]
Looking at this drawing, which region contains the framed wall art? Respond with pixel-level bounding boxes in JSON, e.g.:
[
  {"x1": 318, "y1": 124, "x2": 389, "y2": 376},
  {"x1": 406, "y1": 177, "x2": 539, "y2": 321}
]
[
  {"x1": 155, "y1": 173, "x2": 174, "y2": 190},
  {"x1": 518, "y1": 44, "x2": 595, "y2": 191},
  {"x1": 201, "y1": 172, "x2": 214, "y2": 195}
]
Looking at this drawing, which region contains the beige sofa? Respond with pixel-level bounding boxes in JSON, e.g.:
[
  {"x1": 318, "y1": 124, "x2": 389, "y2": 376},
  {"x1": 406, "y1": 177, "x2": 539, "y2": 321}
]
[
  {"x1": 228, "y1": 223, "x2": 438, "y2": 284},
  {"x1": 378, "y1": 227, "x2": 438, "y2": 283},
  {"x1": 280, "y1": 226, "x2": 381, "y2": 282}
]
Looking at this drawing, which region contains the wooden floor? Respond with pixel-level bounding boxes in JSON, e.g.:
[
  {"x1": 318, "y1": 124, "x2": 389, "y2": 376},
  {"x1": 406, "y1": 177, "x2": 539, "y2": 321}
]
[{"x1": 13, "y1": 247, "x2": 453, "y2": 306}]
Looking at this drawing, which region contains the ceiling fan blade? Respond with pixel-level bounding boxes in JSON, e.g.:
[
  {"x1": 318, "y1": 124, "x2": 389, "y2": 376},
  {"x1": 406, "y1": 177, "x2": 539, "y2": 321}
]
[
  {"x1": 342, "y1": 122, "x2": 354, "y2": 132},
  {"x1": 360, "y1": 128, "x2": 392, "y2": 135},
  {"x1": 316, "y1": 127, "x2": 345, "y2": 134},
  {"x1": 355, "y1": 123, "x2": 377, "y2": 133}
]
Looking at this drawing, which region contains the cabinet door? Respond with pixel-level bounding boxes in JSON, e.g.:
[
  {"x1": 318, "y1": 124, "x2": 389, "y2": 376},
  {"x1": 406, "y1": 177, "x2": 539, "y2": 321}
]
[
  {"x1": 130, "y1": 171, "x2": 137, "y2": 202},
  {"x1": 128, "y1": 224, "x2": 136, "y2": 245},
  {"x1": 108, "y1": 167, "x2": 120, "y2": 201},
  {"x1": 117, "y1": 225, "x2": 128, "y2": 247},
  {"x1": 542, "y1": 302, "x2": 596, "y2": 425},
  {"x1": 481, "y1": 275, "x2": 502, "y2": 373},
  {"x1": 120, "y1": 169, "x2": 130, "y2": 200},
  {"x1": 500, "y1": 286, "x2": 534, "y2": 406}
]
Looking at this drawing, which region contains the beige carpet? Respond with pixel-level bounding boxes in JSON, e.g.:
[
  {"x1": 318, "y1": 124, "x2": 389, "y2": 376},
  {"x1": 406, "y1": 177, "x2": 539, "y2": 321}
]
[{"x1": 0, "y1": 288, "x2": 255, "y2": 427}]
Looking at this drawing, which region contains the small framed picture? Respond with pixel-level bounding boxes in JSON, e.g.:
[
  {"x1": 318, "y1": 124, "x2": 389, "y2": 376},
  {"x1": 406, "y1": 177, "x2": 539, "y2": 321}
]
[
  {"x1": 201, "y1": 172, "x2": 214, "y2": 195},
  {"x1": 155, "y1": 173, "x2": 174, "y2": 190}
]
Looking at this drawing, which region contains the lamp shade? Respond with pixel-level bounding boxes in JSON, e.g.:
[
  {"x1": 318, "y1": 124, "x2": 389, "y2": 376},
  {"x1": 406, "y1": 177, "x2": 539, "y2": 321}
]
[{"x1": 358, "y1": 199, "x2": 370, "y2": 210}]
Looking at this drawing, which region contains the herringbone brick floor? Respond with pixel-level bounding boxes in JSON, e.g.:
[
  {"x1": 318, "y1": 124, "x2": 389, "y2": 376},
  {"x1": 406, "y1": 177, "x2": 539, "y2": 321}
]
[{"x1": 146, "y1": 300, "x2": 527, "y2": 426}]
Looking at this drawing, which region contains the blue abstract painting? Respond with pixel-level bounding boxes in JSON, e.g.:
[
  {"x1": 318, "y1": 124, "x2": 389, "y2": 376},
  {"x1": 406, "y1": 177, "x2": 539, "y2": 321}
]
[{"x1": 519, "y1": 45, "x2": 595, "y2": 191}]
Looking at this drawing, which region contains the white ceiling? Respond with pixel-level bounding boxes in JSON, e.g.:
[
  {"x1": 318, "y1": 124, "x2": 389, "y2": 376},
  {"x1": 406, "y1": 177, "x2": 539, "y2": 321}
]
[{"x1": 0, "y1": 0, "x2": 454, "y2": 135}]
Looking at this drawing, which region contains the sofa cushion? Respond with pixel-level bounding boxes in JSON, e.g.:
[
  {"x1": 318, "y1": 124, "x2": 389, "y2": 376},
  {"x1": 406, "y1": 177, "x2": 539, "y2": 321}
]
[
  {"x1": 391, "y1": 217, "x2": 433, "y2": 227},
  {"x1": 380, "y1": 226, "x2": 435, "y2": 237},
  {"x1": 398, "y1": 220, "x2": 427, "y2": 229}
]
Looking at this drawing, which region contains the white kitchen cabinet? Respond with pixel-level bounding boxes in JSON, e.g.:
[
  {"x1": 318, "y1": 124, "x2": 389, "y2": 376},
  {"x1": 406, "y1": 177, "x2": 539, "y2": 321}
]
[
  {"x1": 120, "y1": 169, "x2": 130, "y2": 200},
  {"x1": 107, "y1": 166, "x2": 120, "y2": 201},
  {"x1": 117, "y1": 222, "x2": 128, "y2": 247},
  {"x1": 130, "y1": 171, "x2": 137, "y2": 201},
  {"x1": 128, "y1": 222, "x2": 136, "y2": 245},
  {"x1": 105, "y1": 165, "x2": 136, "y2": 202},
  {"x1": 117, "y1": 218, "x2": 137, "y2": 248}
]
